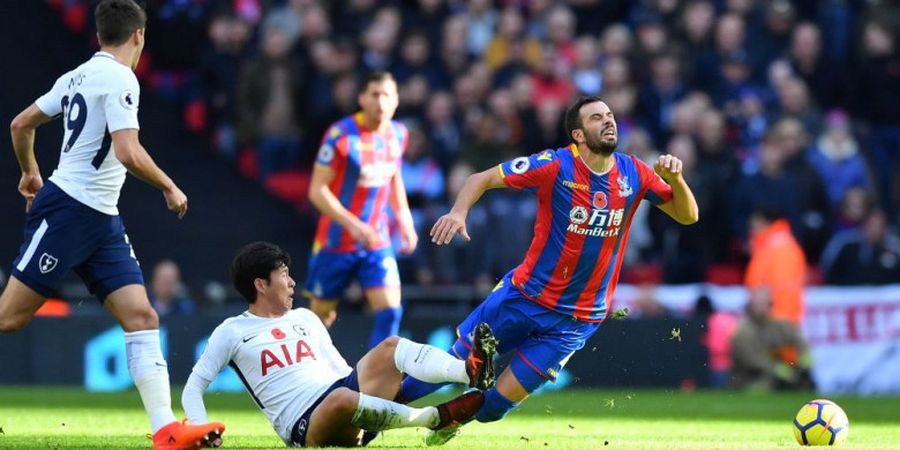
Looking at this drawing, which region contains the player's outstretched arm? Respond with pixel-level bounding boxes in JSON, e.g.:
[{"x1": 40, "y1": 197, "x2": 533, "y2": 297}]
[
  {"x1": 10, "y1": 104, "x2": 54, "y2": 213},
  {"x1": 183, "y1": 327, "x2": 231, "y2": 447},
  {"x1": 111, "y1": 129, "x2": 188, "y2": 219},
  {"x1": 182, "y1": 372, "x2": 213, "y2": 423},
  {"x1": 653, "y1": 154, "x2": 699, "y2": 225},
  {"x1": 431, "y1": 167, "x2": 506, "y2": 245},
  {"x1": 308, "y1": 163, "x2": 379, "y2": 248},
  {"x1": 182, "y1": 372, "x2": 223, "y2": 447}
]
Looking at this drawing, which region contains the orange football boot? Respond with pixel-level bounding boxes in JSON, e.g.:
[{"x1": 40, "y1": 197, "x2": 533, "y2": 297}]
[{"x1": 152, "y1": 419, "x2": 225, "y2": 450}]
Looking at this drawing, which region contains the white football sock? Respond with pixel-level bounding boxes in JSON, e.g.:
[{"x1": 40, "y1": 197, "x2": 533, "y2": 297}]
[
  {"x1": 351, "y1": 393, "x2": 439, "y2": 431},
  {"x1": 394, "y1": 338, "x2": 469, "y2": 384},
  {"x1": 125, "y1": 329, "x2": 177, "y2": 432}
]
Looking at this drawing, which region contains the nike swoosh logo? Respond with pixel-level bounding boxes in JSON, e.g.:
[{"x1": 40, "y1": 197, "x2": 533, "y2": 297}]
[{"x1": 243, "y1": 335, "x2": 258, "y2": 343}]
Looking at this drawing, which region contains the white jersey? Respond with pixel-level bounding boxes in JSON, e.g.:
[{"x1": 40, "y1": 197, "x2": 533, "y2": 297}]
[
  {"x1": 191, "y1": 308, "x2": 353, "y2": 444},
  {"x1": 34, "y1": 51, "x2": 140, "y2": 215}
]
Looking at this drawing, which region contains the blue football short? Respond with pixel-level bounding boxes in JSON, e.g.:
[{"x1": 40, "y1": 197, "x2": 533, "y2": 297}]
[
  {"x1": 453, "y1": 271, "x2": 601, "y2": 393},
  {"x1": 303, "y1": 247, "x2": 400, "y2": 300},
  {"x1": 290, "y1": 368, "x2": 360, "y2": 447},
  {"x1": 11, "y1": 181, "x2": 144, "y2": 301}
]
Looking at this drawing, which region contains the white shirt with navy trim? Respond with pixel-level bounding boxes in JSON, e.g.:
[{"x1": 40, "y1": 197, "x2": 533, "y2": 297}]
[
  {"x1": 35, "y1": 52, "x2": 140, "y2": 215},
  {"x1": 191, "y1": 308, "x2": 352, "y2": 444}
]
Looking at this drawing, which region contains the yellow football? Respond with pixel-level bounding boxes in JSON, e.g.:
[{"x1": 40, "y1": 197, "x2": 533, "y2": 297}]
[{"x1": 793, "y1": 399, "x2": 849, "y2": 446}]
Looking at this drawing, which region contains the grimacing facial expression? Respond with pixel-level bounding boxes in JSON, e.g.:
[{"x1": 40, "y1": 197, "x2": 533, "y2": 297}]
[
  {"x1": 359, "y1": 79, "x2": 399, "y2": 124},
  {"x1": 577, "y1": 101, "x2": 618, "y2": 155}
]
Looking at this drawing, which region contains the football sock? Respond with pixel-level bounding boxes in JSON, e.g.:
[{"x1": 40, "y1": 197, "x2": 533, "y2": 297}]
[
  {"x1": 475, "y1": 388, "x2": 519, "y2": 423},
  {"x1": 124, "y1": 329, "x2": 177, "y2": 432},
  {"x1": 399, "y1": 376, "x2": 448, "y2": 403},
  {"x1": 351, "y1": 393, "x2": 438, "y2": 431},
  {"x1": 369, "y1": 306, "x2": 403, "y2": 349},
  {"x1": 394, "y1": 338, "x2": 469, "y2": 384},
  {"x1": 398, "y1": 339, "x2": 472, "y2": 402}
]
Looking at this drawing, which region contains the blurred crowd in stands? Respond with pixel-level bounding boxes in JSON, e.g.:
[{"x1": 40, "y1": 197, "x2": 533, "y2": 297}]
[{"x1": 50, "y1": 0, "x2": 900, "y2": 289}]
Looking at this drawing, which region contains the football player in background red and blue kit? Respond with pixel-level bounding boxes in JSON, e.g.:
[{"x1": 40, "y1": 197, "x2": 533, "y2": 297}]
[
  {"x1": 305, "y1": 71, "x2": 418, "y2": 349},
  {"x1": 403, "y1": 96, "x2": 699, "y2": 445}
]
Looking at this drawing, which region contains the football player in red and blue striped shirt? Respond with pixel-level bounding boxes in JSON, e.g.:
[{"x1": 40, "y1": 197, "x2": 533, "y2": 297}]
[
  {"x1": 304, "y1": 72, "x2": 417, "y2": 349},
  {"x1": 403, "y1": 97, "x2": 698, "y2": 445}
]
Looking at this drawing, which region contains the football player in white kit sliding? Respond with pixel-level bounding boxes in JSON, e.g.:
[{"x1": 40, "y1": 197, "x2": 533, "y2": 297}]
[
  {"x1": 0, "y1": 1, "x2": 224, "y2": 448},
  {"x1": 182, "y1": 242, "x2": 497, "y2": 447}
]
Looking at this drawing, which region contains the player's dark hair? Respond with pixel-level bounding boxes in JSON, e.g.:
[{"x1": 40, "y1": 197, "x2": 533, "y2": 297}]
[
  {"x1": 231, "y1": 242, "x2": 292, "y2": 304},
  {"x1": 362, "y1": 70, "x2": 396, "y2": 91},
  {"x1": 564, "y1": 95, "x2": 605, "y2": 140},
  {"x1": 95, "y1": 0, "x2": 147, "y2": 47}
]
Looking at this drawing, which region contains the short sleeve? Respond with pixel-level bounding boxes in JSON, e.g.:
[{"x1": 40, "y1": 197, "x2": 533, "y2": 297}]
[
  {"x1": 192, "y1": 324, "x2": 235, "y2": 382},
  {"x1": 35, "y1": 74, "x2": 68, "y2": 117},
  {"x1": 633, "y1": 156, "x2": 673, "y2": 205},
  {"x1": 499, "y1": 149, "x2": 559, "y2": 191},
  {"x1": 104, "y1": 71, "x2": 140, "y2": 132},
  {"x1": 316, "y1": 123, "x2": 348, "y2": 168}
]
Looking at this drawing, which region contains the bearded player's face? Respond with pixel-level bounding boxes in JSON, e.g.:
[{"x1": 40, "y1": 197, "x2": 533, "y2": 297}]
[{"x1": 578, "y1": 101, "x2": 618, "y2": 155}]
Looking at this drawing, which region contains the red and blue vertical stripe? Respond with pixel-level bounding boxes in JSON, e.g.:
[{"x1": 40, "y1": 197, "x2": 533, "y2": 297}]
[
  {"x1": 313, "y1": 114, "x2": 407, "y2": 253},
  {"x1": 501, "y1": 146, "x2": 673, "y2": 322}
]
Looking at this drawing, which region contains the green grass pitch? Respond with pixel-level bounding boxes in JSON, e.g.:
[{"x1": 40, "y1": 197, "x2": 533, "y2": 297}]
[{"x1": 0, "y1": 387, "x2": 898, "y2": 449}]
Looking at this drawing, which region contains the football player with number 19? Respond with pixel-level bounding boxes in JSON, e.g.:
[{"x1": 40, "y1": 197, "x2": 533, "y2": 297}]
[
  {"x1": 403, "y1": 96, "x2": 699, "y2": 445},
  {"x1": 0, "y1": 1, "x2": 223, "y2": 449}
]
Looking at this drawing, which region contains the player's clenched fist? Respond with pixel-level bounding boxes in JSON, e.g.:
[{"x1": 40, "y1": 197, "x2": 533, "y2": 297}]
[
  {"x1": 398, "y1": 224, "x2": 419, "y2": 255},
  {"x1": 431, "y1": 211, "x2": 470, "y2": 245},
  {"x1": 164, "y1": 185, "x2": 189, "y2": 219},
  {"x1": 18, "y1": 172, "x2": 43, "y2": 213},
  {"x1": 653, "y1": 154, "x2": 684, "y2": 183},
  {"x1": 347, "y1": 219, "x2": 380, "y2": 249}
]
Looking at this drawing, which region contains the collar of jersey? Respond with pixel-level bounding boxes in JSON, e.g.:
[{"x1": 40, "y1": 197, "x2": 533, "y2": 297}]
[
  {"x1": 93, "y1": 51, "x2": 117, "y2": 60},
  {"x1": 353, "y1": 112, "x2": 372, "y2": 132},
  {"x1": 572, "y1": 145, "x2": 615, "y2": 177}
]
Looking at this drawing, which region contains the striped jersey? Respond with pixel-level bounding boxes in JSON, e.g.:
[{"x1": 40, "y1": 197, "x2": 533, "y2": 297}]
[
  {"x1": 499, "y1": 144, "x2": 673, "y2": 322},
  {"x1": 313, "y1": 113, "x2": 408, "y2": 253}
]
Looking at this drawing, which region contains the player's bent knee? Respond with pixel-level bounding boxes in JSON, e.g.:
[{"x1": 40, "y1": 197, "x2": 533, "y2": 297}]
[
  {"x1": 0, "y1": 314, "x2": 29, "y2": 333},
  {"x1": 323, "y1": 387, "x2": 359, "y2": 416},
  {"x1": 379, "y1": 335, "x2": 400, "y2": 350},
  {"x1": 369, "y1": 335, "x2": 400, "y2": 367},
  {"x1": 122, "y1": 307, "x2": 160, "y2": 332}
]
